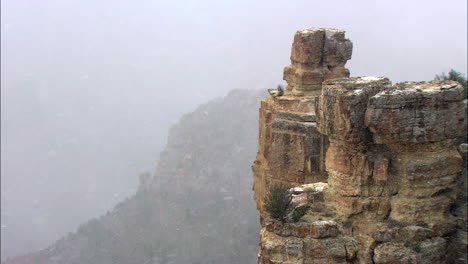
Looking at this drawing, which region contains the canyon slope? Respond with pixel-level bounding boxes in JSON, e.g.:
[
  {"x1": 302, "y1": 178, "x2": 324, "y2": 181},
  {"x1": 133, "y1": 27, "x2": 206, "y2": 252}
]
[{"x1": 3, "y1": 89, "x2": 264, "y2": 264}]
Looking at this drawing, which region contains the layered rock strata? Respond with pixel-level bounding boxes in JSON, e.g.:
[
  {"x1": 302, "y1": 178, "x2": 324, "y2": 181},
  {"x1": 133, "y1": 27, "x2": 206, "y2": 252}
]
[
  {"x1": 284, "y1": 28, "x2": 352, "y2": 96},
  {"x1": 253, "y1": 28, "x2": 467, "y2": 263}
]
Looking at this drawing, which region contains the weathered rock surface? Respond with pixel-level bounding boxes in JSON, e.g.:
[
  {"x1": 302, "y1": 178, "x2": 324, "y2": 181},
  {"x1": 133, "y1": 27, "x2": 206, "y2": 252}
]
[
  {"x1": 252, "y1": 94, "x2": 329, "y2": 213},
  {"x1": 284, "y1": 28, "x2": 352, "y2": 96},
  {"x1": 253, "y1": 27, "x2": 467, "y2": 263},
  {"x1": 316, "y1": 76, "x2": 392, "y2": 142},
  {"x1": 365, "y1": 81, "x2": 466, "y2": 144}
]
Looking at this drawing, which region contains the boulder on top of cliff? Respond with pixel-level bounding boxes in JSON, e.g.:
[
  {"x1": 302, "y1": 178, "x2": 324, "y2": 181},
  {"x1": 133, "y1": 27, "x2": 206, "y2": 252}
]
[
  {"x1": 315, "y1": 76, "x2": 392, "y2": 142},
  {"x1": 290, "y1": 28, "x2": 352, "y2": 68},
  {"x1": 365, "y1": 80, "x2": 466, "y2": 144},
  {"x1": 284, "y1": 28, "x2": 353, "y2": 95}
]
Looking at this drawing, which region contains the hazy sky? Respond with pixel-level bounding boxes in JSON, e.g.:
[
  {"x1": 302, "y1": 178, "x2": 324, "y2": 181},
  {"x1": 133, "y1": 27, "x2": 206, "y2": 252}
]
[
  {"x1": 2, "y1": 0, "x2": 467, "y2": 89},
  {"x1": 1, "y1": 0, "x2": 467, "y2": 259}
]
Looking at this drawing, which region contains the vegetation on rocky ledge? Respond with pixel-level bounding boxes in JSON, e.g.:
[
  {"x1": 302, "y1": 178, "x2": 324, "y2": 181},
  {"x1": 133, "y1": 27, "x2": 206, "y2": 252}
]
[
  {"x1": 435, "y1": 69, "x2": 467, "y2": 98},
  {"x1": 264, "y1": 184, "x2": 292, "y2": 222}
]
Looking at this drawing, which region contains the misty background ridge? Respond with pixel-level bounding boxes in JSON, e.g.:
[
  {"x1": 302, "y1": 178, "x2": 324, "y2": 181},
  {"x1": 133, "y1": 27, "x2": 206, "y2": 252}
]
[
  {"x1": 2, "y1": 89, "x2": 263, "y2": 264},
  {"x1": 1, "y1": 0, "x2": 467, "y2": 260}
]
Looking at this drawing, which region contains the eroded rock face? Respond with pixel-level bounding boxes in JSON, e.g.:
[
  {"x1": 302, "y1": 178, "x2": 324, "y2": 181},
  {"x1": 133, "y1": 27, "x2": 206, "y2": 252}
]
[
  {"x1": 252, "y1": 94, "x2": 329, "y2": 213},
  {"x1": 253, "y1": 27, "x2": 467, "y2": 263},
  {"x1": 316, "y1": 77, "x2": 392, "y2": 142},
  {"x1": 284, "y1": 28, "x2": 352, "y2": 96},
  {"x1": 365, "y1": 81, "x2": 466, "y2": 144}
]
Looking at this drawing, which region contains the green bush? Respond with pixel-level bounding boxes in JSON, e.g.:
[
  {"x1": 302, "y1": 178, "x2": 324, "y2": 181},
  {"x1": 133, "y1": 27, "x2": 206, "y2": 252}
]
[
  {"x1": 264, "y1": 184, "x2": 292, "y2": 222},
  {"x1": 276, "y1": 85, "x2": 284, "y2": 96},
  {"x1": 435, "y1": 69, "x2": 467, "y2": 99},
  {"x1": 291, "y1": 205, "x2": 309, "y2": 222}
]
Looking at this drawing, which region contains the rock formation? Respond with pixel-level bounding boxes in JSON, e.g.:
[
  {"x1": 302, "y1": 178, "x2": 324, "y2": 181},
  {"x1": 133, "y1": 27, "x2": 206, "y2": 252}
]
[
  {"x1": 284, "y1": 28, "x2": 352, "y2": 96},
  {"x1": 253, "y1": 28, "x2": 467, "y2": 263}
]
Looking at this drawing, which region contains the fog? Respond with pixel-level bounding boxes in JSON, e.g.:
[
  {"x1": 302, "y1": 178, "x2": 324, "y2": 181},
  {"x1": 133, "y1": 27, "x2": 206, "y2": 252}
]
[{"x1": 1, "y1": 0, "x2": 467, "y2": 260}]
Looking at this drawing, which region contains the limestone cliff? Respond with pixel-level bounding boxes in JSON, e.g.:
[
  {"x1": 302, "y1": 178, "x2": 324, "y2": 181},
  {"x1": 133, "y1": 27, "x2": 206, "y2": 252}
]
[{"x1": 253, "y1": 28, "x2": 467, "y2": 263}]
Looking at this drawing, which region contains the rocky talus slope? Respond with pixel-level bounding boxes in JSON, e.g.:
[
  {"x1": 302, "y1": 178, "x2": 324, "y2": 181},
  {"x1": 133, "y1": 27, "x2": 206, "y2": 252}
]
[
  {"x1": 3, "y1": 89, "x2": 264, "y2": 264},
  {"x1": 253, "y1": 28, "x2": 467, "y2": 263}
]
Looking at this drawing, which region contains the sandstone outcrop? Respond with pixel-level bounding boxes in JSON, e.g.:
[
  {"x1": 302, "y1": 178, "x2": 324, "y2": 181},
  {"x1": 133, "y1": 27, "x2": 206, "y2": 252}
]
[
  {"x1": 284, "y1": 28, "x2": 352, "y2": 96},
  {"x1": 253, "y1": 28, "x2": 467, "y2": 263}
]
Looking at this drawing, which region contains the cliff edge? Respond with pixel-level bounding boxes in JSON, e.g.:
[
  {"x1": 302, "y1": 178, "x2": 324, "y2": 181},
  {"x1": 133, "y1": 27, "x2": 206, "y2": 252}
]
[{"x1": 253, "y1": 28, "x2": 467, "y2": 263}]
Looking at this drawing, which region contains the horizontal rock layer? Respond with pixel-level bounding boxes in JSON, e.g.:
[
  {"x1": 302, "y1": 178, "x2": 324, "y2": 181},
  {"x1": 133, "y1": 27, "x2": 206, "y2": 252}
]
[{"x1": 253, "y1": 27, "x2": 467, "y2": 263}]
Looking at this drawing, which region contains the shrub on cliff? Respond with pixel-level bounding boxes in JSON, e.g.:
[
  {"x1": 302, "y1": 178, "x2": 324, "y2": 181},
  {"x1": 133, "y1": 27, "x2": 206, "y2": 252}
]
[
  {"x1": 276, "y1": 85, "x2": 284, "y2": 96},
  {"x1": 435, "y1": 69, "x2": 467, "y2": 98},
  {"x1": 264, "y1": 184, "x2": 292, "y2": 222},
  {"x1": 291, "y1": 205, "x2": 309, "y2": 222}
]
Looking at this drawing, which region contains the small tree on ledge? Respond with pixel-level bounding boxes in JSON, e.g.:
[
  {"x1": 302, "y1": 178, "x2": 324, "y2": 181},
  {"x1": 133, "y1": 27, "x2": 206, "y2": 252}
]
[
  {"x1": 435, "y1": 69, "x2": 467, "y2": 99},
  {"x1": 264, "y1": 184, "x2": 292, "y2": 222}
]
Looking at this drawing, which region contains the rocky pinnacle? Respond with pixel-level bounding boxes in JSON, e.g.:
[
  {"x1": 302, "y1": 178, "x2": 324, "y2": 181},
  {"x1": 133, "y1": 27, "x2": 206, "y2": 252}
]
[
  {"x1": 253, "y1": 27, "x2": 467, "y2": 263},
  {"x1": 283, "y1": 28, "x2": 353, "y2": 96}
]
